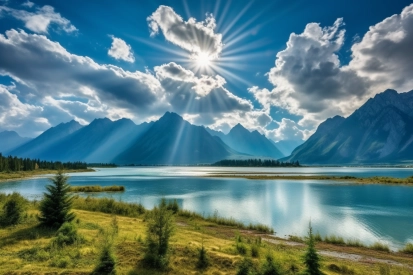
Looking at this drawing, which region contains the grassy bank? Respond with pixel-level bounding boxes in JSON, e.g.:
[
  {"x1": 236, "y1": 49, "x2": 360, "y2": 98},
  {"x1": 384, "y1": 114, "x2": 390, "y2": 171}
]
[
  {"x1": 1, "y1": 197, "x2": 412, "y2": 274},
  {"x1": 69, "y1": 185, "x2": 125, "y2": 193},
  {"x1": 0, "y1": 169, "x2": 94, "y2": 182},
  {"x1": 206, "y1": 173, "x2": 413, "y2": 186}
]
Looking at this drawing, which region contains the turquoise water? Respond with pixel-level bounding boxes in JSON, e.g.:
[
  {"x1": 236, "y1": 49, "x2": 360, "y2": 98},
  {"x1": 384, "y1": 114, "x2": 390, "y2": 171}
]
[{"x1": 1, "y1": 167, "x2": 413, "y2": 249}]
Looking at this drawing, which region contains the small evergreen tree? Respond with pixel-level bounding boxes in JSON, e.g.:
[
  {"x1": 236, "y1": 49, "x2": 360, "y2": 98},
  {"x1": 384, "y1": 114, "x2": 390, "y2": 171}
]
[
  {"x1": 38, "y1": 171, "x2": 75, "y2": 228},
  {"x1": 261, "y1": 254, "x2": 282, "y2": 275},
  {"x1": 1, "y1": 192, "x2": 26, "y2": 226},
  {"x1": 303, "y1": 222, "x2": 322, "y2": 275},
  {"x1": 144, "y1": 200, "x2": 175, "y2": 269},
  {"x1": 92, "y1": 243, "x2": 116, "y2": 275},
  {"x1": 197, "y1": 242, "x2": 209, "y2": 269}
]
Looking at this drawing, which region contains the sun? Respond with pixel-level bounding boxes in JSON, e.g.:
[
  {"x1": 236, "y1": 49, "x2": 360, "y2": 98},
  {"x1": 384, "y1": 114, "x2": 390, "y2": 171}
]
[{"x1": 196, "y1": 52, "x2": 212, "y2": 67}]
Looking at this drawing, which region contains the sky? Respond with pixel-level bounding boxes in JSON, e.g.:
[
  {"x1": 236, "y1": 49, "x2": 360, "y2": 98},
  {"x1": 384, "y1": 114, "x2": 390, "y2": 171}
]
[{"x1": 0, "y1": 0, "x2": 413, "y2": 140}]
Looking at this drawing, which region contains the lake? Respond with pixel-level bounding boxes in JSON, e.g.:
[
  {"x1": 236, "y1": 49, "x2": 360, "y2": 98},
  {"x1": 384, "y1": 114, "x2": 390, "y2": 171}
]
[{"x1": 1, "y1": 167, "x2": 413, "y2": 250}]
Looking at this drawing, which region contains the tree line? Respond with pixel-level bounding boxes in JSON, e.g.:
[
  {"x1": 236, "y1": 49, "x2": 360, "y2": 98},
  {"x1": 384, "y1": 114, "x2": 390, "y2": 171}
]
[
  {"x1": 213, "y1": 159, "x2": 300, "y2": 167},
  {"x1": 0, "y1": 153, "x2": 87, "y2": 172}
]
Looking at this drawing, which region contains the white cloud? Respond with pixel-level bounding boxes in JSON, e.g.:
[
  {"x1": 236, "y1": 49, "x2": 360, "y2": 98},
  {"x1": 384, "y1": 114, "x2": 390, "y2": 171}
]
[
  {"x1": 22, "y1": 1, "x2": 34, "y2": 8},
  {"x1": 0, "y1": 4, "x2": 77, "y2": 33},
  {"x1": 349, "y1": 4, "x2": 413, "y2": 93},
  {"x1": 147, "y1": 5, "x2": 223, "y2": 59},
  {"x1": 154, "y1": 62, "x2": 252, "y2": 114},
  {"x1": 108, "y1": 35, "x2": 135, "y2": 63},
  {"x1": 266, "y1": 118, "x2": 310, "y2": 142}
]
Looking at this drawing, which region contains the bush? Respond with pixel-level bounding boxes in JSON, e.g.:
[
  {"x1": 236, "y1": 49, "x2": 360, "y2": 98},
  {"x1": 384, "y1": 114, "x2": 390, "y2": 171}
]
[
  {"x1": 1, "y1": 192, "x2": 27, "y2": 226},
  {"x1": 370, "y1": 242, "x2": 390, "y2": 252},
  {"x1": 236, "y1": 257, "x2": 256, "y2": 275},
  {"x1": 144, "y1": 201, "x2": 175, "y2": 269},
  {"x1": 261, "y1": 254, "x2": 282, "y2": 275},
  {"x1": 251, "y1": 244, "x2": 260, "y2": 258},
  {"x1": 52, "y1": 222, "x2": 82, "y2": 247},
  {"x1": 324, "y1": 235, "x2": 345, "y2": 245},
  {"x1": 92, "y1": 243, "x2": 116, "y2": 275},
  {"x1": 72, "y1": 196, "x2": 145, "y2": 217},
  {"x1": 400, "y1": 243, "x2": 413, "y2": 254},
  {"x1": 69, "y1": 185, "x2": 125, "y2": 192},
  {"x1": 197, "y1": 243, "x2": 209, "y2": 269}
]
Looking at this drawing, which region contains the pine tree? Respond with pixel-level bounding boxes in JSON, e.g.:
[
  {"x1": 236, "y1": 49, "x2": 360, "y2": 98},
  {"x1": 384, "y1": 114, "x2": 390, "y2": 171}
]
[
  {"x1": 303, "y1": 222, "x2": 322, "y2": 275},
  {"x1": 38, "y1": 171, "x2": 75, "y2": 228}
]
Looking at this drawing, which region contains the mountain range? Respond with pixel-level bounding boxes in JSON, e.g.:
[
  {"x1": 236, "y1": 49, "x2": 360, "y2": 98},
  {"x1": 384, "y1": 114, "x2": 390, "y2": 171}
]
[
  {"x1": 3, "y1": 89, "x2": 413, "y2": 165},
  {"x1": 2, "y1": 112, "x2": 285, "y2": 165},
  {"x1": 284, "y1": 89, "x2": 413, "y2": 164}
]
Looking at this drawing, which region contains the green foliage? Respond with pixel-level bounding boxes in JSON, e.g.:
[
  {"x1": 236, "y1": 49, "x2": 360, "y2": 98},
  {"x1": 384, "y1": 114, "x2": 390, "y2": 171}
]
[
  {"x1": 0, "y1": 192, "x2": 27, "y2": 226},
  {"x1": 400, "y1": 243, "x2": 413, "y2": 254},
  {"x1": 92, "y1": 243, "x2": 117, "y2": 275},
  {"x1": 196, "y1": 243, "x2": 209, "y2": 269},
  {"x1": 69, "y1": 185, "x2": 125, "y2": 192},
  {"x1": 144, "y1": 201, "x2": 175, "y2": 269},
  {"x1": 72, "y1": 196, "x2": 145, "y2": 217},
  {"x1": 0, "y1": 152, "x2": 87, "y2": 172},
  {"x1": 370, "y1": 242, "x2": 390, "y2": 252},
  {"x1": 236, "y1": 257, "x2": 257, "y2": 275},
  {"x1": 213, "y1": 158, "x2": 300, "y2": 167},
  {"x1": 303, "y1": 222, "x2": 322, "y2": 275},
  {"x1": 323, "y1": 234, "x2": 345, "y2": 245},
  {"x1": 260, "y1": 254, "x2": 283, "y2": 275},
  {"x1": 38, "y1": 171, "x2": 75, "y2": 228},
  {"x1": 52, "y1": 222, "x2": 82, "y2": 247},
  {"x1": 251, "y1": 244, "x2": 260, "y2": 258}
]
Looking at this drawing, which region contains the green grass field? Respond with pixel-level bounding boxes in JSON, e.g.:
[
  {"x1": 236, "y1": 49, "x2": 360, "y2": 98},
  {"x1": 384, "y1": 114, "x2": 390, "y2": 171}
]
[{"x1": 1, "y1": 197, "x2": 412, "y2": 274}]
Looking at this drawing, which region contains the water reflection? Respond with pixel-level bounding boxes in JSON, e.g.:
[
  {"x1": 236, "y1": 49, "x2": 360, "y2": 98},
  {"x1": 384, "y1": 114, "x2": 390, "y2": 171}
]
[{"x1": 1, "y1": 167, "x2": 413, "y2": 249}]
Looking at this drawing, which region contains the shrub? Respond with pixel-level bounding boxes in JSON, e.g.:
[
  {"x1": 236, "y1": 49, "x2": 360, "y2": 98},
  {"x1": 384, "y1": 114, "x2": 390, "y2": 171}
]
[
  {"x1": 324, "y1": 235, "x2": 345, "y2": 245},
  {"x1": 38, "y1": 171, "x2": 75, "y2": 228},
  {"x1": 236, "y1": 243, "x2": 248, "y2": 255},
  {"x1": 251, "y1": 244, "x2": 260, "y2": 258},
  {"x1": 1, "y1": 192, "x2": 27, "y2": 226},
  {"x1": 197, "y1": 243, "x2": 209, "y2": 269},
  {"x1": 144, "y1": 201, "x2": 175, "y2": 269},
  {"x1": 370, "y1": 242, "x2": 390, "y2": 252},
  {"x1": 92, "y1": 243, "x2": 116, "y2": 275},
  {"x1": 52, "y1": 222, "x2": 82, "y2": 247},
  {"x1": 261, "y1": 254, "x2": 282, "y2": 275},
  {"x1": 236, "y1": 257, "x2": 256, "y2": 275},
  {"x1": 72, "y1": 196, "x2": 145, "y2": 217},
  {"x1": 400, "y1": 243, "x2": 413, "y2": 254}
]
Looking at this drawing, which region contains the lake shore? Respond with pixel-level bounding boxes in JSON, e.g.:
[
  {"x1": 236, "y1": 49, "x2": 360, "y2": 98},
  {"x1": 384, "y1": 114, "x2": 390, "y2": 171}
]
[
  {"x1": 205, "y1": 173, "x2": 413, "y2": 186},
  {"x1": 0, "y1": 197, "x2": 412, "y2": 274},
  {"x1": 0, "y1": 168, "x2": 95, "y2": 183}
]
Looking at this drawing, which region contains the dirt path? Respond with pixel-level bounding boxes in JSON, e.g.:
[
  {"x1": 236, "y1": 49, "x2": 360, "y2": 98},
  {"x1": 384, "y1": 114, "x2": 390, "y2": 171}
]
[{"x1": 262, "y1": 237, "x2": 413, "y2": 269}]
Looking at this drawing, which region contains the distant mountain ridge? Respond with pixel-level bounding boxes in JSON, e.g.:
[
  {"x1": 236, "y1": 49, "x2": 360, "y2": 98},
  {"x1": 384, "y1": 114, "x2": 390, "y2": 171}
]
[
  {"x1": 8, "y1": 112, "x2": 293, "y2": 165},
  {"x1": 285, "y1": 89, "x2": 413, "y2": 164},
  {"x1": 0, "y1": 131, "x2": 32, "y2": 154},
  {"x1": 207, "y1": 123, "x2": 284, "y2": 159}
]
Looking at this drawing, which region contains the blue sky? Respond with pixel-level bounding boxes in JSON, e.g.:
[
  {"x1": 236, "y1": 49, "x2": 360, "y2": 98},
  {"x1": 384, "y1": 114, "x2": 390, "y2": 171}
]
[{"x1": 0, "y1": 0, "x2": 413, "y2": 140}]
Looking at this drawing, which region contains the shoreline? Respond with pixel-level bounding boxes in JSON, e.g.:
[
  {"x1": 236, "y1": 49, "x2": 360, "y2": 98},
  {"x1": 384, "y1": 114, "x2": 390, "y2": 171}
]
[
  {"x1": 204, "y1": 173, "x2": 413, "y2": 186},
  {"x1": 0, "y1": 168, "x2": 95, "y2": 183}
]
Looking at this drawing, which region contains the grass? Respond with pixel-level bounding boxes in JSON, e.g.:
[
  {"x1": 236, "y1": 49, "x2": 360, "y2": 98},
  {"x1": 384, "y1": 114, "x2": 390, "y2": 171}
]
[
  {"x1": 206, "y1": 173, "x2": 413, "y2": 186},
  {"x1": 0, "y1": 169, "x2": 94, "y2": 182},
  {"x1": 69, "y1": 185, "x2": 125, "y2": 192},
  {"x1": 400, "y1": 243, "x2": 413, "y2": 255},
  {"x1": 370, "y1": 242, "x2": 391, "y2": 252},
  {"x1": 1, "y1": 197, "x2": 413, "y2": 274}
]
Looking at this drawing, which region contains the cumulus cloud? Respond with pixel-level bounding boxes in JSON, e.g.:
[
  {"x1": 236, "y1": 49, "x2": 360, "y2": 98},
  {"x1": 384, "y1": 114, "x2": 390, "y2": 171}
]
[
  {"x1": 108, "y1": 35, "x2": 135, "y2": 63},
  {"x1": 22, "y1": 1, "x2": 34, "y2": 8},
  {"x1": 0, "y1": 4, "x2": 77, "y2": 33},
  {"x1": 0, "y1": 29, "x2": 163, "y2": 113},
  {"x1": 349, "y1": 4, "x2": 413, "y2": 93},
  {"x1": 147, "y1": 5, "x2": 223, "y2": 59},
  {"x1": 154, "y1": 62, "x2": 252, "y2": 114},
  {"x1": 0, "y1": 84, "x2": 47, "y2": 137},
  {"x1": 266, "y1": 118, "x2": 310, "y2": 142}
]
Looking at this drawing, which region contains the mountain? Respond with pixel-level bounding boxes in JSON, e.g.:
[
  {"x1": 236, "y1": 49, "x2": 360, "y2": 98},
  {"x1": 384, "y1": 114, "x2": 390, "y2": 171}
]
[
  {"x1": 274, "y1": 139, "x2": 304, "y2": 157},
  {"x1": 215, "y1": 123, "x2": 284, "y2": 159},
  {"x1": 285, "y1": 89, "x2": 413, "y2": 164},
  {"x1": 0, "y1": 131, "x2": 32, "y2": 154},
  {"x1": 47, "y1": 118, "x2": 152, "y2": 162},
  {"x1": 115, "y1": 112, "x2": 240, "y2": 165},
  {"x1": 10, "y1": 120, "x2": 83, "y2": 160}
]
